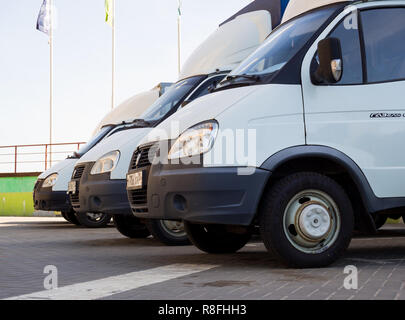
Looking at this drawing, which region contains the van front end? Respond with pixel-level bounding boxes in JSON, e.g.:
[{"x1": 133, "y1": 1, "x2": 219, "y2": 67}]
[
  {"x1": 130, "y1": 152, "x2": 270, "y2": 227},
  {"x1": 68, "y1": 161, "x2": 131, "y2": 217},
  {"x1": 33, "y1": 177, "x2": 71, "y2": 213},
  {"x1": 33, "y1": 158, "x2": 79, "y2": 217}
]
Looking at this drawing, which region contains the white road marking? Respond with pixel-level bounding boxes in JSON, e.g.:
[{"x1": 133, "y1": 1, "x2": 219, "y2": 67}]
[{"x1": 5, "y1": 263, "x2": 218, "y2": 300}]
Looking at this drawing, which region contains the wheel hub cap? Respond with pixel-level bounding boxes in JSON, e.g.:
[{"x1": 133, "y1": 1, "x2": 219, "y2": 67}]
[{"x1": 297, "y1": 202, "x2": 331, "y2": 241}]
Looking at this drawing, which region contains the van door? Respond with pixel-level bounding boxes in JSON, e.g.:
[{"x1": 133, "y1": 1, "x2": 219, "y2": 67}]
[{"x1": 302, "y1": 6, "x2": 405, "y2": 198}]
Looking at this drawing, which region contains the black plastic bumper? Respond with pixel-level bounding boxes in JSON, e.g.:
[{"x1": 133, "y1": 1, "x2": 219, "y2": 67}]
[
  {"x1": 33, "y1": 181, "x2": 71, "y2": 212},
  {"x1": 70, "y1": 163, "x2": 131, "y2": 215},
  {"x1": 132, "y1": 164, "x2": 271, "y2": 226}
]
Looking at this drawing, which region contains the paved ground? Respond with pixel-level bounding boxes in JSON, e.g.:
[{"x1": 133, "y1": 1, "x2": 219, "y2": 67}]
[{"x1": 1, "y1": 217, "x2": 405, "y2": 300}]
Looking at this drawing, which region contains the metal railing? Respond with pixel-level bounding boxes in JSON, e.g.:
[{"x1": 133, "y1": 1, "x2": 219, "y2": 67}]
[{"x1": 0, "y1": 142, "x2": 86, "y2": 174}]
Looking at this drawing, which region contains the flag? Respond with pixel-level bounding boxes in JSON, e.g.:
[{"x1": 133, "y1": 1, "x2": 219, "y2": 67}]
[
  {"x1": 36, "y1": 0, "x2": 51, "y2": 35},
  {"x1": 178, "y1": 0, "x2": 182, "y2": 16},
  {"x1": 105, "y1": 0, "x2": 114, "y2": 27}
]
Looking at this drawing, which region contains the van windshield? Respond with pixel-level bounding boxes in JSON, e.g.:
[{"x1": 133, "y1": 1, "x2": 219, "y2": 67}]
[
  {"x1": 228, "y1": 5, "x2": 338, "y2": 78},
  {"x1": 73, "y1": 125, "x2": 113, "y2": 158},
  {"x1": 141, "y1": 75, "x2": 206, "y2": 122}
]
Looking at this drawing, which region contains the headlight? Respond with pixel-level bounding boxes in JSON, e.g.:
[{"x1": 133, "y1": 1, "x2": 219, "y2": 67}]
[
  {"x1": 90, "y1": 151, "x2": 120, "y2": 175},
  {"x1": 42, "y1": 173, "x2": 58, "y2": 188},
  {"x1": 168, "y1": 121, "x2": 218, "y2": 160}
]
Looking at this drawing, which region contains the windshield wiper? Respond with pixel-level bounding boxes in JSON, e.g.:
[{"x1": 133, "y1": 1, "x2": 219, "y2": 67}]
[
  {"x1": 225, "y1": 74, "x2": 260, "y2": 82},
  {"x1": 212, "y1": 74, "x2": 261, "y2": 93},
  {"x1": 131, "y1": 119, "x2": 153, "y2": 126}
]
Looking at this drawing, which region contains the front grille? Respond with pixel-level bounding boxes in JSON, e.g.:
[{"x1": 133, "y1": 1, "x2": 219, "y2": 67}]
[
  {"x1": 129, "y1": 189, "x2": 147, "y2": 205},
  {"x1": 73, "y1": 165, "x2": 85, "y2": 179},
  {"x1": 130, "y1": 143, "x2": 159, "y2": 170},
  {"x1": 128, "y1": 143, "x2": 159, "y2": 212},
  {"x1": 70, "y1": 193, "x2": 80, "y2": 209},
  {"x1": 70, "y1": 165, "x2": 86, "y2": 209}
]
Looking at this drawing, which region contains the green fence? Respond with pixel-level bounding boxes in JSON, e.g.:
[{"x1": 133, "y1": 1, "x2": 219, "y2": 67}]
[{"x1": 0, "y1": 174, "x2": 39, "y2": 216}]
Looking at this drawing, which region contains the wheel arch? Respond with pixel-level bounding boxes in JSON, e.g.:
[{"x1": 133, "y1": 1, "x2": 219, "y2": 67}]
[{"x1": 258, "y1": 145, "x2": 405, "y2": 233}]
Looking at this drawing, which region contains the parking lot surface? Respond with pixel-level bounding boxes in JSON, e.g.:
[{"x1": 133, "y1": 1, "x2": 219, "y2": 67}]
[{"x1": 1, "y1": 217, "x2": 405, "y2": 300}]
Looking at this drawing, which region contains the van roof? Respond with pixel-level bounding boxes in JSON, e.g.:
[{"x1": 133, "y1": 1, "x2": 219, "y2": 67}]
[
  {"x1": 282, "y1": 0, "x2": 349, "y2": 23},
  {"x1": 180, "y1": 10, "x2": 272, "y2": 79},
  {"x1": 179, "y1": 0, "x2": 289, "y2": 79},
  {"x1": 91, "y1": 84, "x2": 167, "y2": 136}
]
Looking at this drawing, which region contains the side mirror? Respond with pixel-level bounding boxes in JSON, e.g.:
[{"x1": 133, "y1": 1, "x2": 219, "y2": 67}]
[{"x1": 312, "y1": 37, "x2": 343, "y2": 84}]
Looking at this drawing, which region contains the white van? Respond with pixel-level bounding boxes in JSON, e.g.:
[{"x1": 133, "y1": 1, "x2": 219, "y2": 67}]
[
  {"x1": 33, "y1": 84, "x2": 168, "y2": 226},
  {"x1": 68, "y1": 0, "x2": 281, "y2": 244},
  {"x1": 133, "y1": 1, "x2": 405, "y2": 267}
]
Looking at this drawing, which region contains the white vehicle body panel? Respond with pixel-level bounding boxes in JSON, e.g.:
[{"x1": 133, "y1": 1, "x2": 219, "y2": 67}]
[
  {"x1": 76, "y1": 128, "x2": 152, "y2": 180},
  {"x1": 301, "y1": 1, "x2": 405, "y2": 198},
  {"x1": 38, "y1": 158, "x2": 78, "y2": 192},
  {"x1": 143, "y1": 85, "x2": 305, "y2": 168},
  {"x1": 180, "y1": 11, "x2": 272, "y2": 79}
]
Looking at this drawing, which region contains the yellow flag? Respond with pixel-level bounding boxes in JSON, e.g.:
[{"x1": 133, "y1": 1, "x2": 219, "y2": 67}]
[{"x1": 105, "y1": 0, "x2": 114, "y2": 27}]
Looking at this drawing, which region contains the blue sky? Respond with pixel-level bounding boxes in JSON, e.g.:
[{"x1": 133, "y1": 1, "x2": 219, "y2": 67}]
[{"x1": 0, "y1": 0, "x2": 251, "y2": 146}]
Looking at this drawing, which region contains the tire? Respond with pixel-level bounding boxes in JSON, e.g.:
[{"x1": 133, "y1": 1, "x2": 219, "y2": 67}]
[
  {"x1": 61, "y1": 211, "x2": 71, "y2": 223},
  {"x1": 184, "y1": 222, "x2": 251, "y2": 254},
  {"x1": 259, "y1": 172, "x2": 354, "y2": 268},
  {"x1": 145, "y1": 219, "x2": 190, "y2": 246},
  {"x1": 75, "y1": 212, "x2": 112, "y2": 228},
  {"x1": 113, "y1": 214, "x2": 150, "y2": 239},
  {"x1": 374, "y1": 215, "x2": 388, "y2": 230},
  {"x1": 62, "y1": 210, "x2": 81, "y2": 226}
]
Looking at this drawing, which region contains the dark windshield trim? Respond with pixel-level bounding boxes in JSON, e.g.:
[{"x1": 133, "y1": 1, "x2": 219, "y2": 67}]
[
  {"x1": 272, "y1": 3, "x2": 348, "y2": 85},
  {"x1": 70, "y1": 125, "x2": 115, "y2": 159},
  {"x1": 141, "y1": 75, "x2": 208, "y2": 126}
]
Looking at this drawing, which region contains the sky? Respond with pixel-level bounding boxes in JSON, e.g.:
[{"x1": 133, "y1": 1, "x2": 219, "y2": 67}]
[{"x1": 0, "y1": 0, "x2": 252, "y2": 148}]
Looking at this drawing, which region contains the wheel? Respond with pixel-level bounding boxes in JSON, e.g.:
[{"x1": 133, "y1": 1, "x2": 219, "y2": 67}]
[
  {"x1": 259, "y1": 172, "x2": 354, "y2": 268},
  {"x1": 75, "y1": 212, "x2": 112, "y2": 228},
  {"x1": 184, "y1": 222, "x2": 251, "y2": 254},
  {"x1": 62, "y1": 210, "x2": 81, "y2": 226},
  {"x1": 145, "y1": 219, "x2": 190, "y2": 246},
  {"x1": 113, "y1": 214, "x2": 150, "y2": 238},
  {"x1": 374, "y1": 215, "x2": 388, "y2": 230}
]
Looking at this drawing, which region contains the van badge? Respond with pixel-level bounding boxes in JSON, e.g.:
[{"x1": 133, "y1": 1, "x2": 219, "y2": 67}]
[{"x1": 370, "y1": 113, "x2": 403, "y2": 119}]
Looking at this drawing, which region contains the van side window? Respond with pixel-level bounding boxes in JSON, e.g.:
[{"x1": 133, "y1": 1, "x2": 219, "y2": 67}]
[
  {"x1": 361, "y1": 8, "x2": 405, "y2": 83},
  {"x1": 311, "y1": 15, "x2": 363, "y2": 85}
]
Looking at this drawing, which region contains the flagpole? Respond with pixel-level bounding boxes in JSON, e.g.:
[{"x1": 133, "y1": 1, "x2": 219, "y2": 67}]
[
  {"x1": 177, "y1": 0, "x2": 181, "y2": 76},
  {"x1": 49, "y1": 0, "x2": 53, "y2": 167},
  {"x1": 177, "y1": 17, "x2": 181, "y2": 75},
  {"x1": 111, "y1": 0, "x2": 115, "y2": 110}
]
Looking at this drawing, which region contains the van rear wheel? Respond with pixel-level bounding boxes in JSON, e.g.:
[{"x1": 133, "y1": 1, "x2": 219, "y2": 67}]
[
  {"x1": 75, "y1": 212, "x2": 112, "y2": 228},
  {"x1": 146, "y1": 220, "x2": 190, "y2": 246},
  {"x1": 184, "y1": 222, "x2": 251, "y2": 254},
  {"x1": 113, "y1": 214, "x2": 150, "y2": 239},
  {"x1": 259, "y1": 172, "x2": 354, "y2": 268}
]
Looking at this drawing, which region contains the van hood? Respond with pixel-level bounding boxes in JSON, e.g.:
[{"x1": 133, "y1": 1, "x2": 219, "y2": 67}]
[
  {"x1": 38, "y1": 158, "x2": 78, "y2": 179},
  {"x1": 142, "y1": 86, "x2": 258, "y2": 144},
  {"x1": 77, "y1": 127, "x2": 152, "y2": 164}
]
